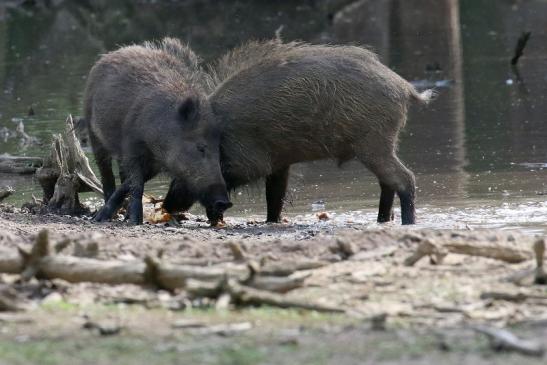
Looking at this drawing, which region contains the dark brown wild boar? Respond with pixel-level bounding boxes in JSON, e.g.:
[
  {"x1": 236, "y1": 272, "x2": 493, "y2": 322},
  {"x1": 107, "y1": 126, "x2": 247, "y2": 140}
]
[
  {"x1": 84, "y1": 38, "x2": 231, "y2": 225},
  {"x1": 163, "y1": 40, "x2": 433, "y2": 225}
]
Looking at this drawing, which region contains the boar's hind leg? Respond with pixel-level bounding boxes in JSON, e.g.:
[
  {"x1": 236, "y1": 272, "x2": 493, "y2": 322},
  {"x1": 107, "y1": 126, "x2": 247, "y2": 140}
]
[
  {"x1": 358, "y1": 148, "x2": 416, "y2": 225},
  {"x1": 265, "y1": 167, "x2": 290, "y2": 223},
  {"x1": 378, "y1": 183, "x2": 396, "y2": 223},
  {"x1": 89, "y1": 131, "x2": 115, "y2": 202}
]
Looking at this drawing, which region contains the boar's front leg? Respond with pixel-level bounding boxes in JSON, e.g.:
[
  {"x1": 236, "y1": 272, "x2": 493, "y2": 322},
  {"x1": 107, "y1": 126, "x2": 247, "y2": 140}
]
[
  {"x1": 94, "y1": 182, "x2": 131, "y2": 222},
  {"x1": 265, "y1": 167, "x2": 290, "y2": 223},
  {"x1": 124, "y1": 158, "x2": 149, "y2": 225}
]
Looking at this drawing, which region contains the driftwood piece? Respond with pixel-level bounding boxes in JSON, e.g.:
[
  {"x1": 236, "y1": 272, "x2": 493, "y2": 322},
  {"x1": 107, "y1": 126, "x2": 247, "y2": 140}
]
[
  {"x1": 480, "y1": 291, "x2": 547, "y2": 303},
  {"x1": 0, "y1": 284, "x2": 26, "y2": 312},
  {"x1": 36, "y1": 115, "x2": 102, "y2": 213},
  {"x1": 404, "y1": 240, "x2": 447, "y2": 266},
  {"x1": 16, "y1": 121, "x2": 39, "y2": 146},
  {"x1": 445, "y1": 241, "x2": 532, "y2": 263},
  {"x1": 260, "y1": 260, "x2": 329, "y2": 276},
  {"x1": 226, "y1": 279, "x2": 345, "y2": 313},
  {"x1": 501, "y1": 239, "x2": 546, "y2": 285},
  {"x1": 228, "y1": 241, "x2": 247, "y2": 262},
  {"x1": 0, "y1": 230, "x2": 309, "y2": 297},
  {"x1": 405, "y1": 239, "x2": 532, "y2": 266},
  {"x1": 533, "y1": 239, "x2": 546, "y2": 284},
  {"x1": 473, "y1": 325, "x2": 545, "y2": 357},
  {"x1": 0, "y1": 187, "x2": 14, "y2": 202},
  {"x1": 511, "y1": 31, "x2": 531, "y2": 66},
  {"x1": 0, "y1": 154, "x2": 42, "y2": 174}
]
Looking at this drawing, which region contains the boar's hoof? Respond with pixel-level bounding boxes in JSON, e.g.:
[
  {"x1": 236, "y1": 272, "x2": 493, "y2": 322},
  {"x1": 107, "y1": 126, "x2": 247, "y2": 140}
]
[{"x1": 93, "y1": 208, "x2": 113, "y2": 223}]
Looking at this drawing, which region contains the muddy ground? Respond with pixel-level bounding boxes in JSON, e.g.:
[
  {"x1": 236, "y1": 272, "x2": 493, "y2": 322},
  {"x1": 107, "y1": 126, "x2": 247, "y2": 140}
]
[{"x1": 0, "y1": 204, "x2": 546, "y2": 365}]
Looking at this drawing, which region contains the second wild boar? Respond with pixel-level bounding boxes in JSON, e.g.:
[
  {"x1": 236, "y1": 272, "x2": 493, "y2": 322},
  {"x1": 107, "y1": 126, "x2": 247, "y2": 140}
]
[
  {"x1": 84, "y1": 38, "x2": 232, "y2": 225},
  {"x1": 163, "y1": 40, "x2": 433, "y2": 225}
]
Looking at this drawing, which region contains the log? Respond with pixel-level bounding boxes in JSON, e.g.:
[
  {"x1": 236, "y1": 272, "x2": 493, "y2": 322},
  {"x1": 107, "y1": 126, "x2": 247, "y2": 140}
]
[
  {"x1": 511, "y1": 31, "x2": 531, "y2": 66},
  {"x1": 473, "y1": 325, "x2": 544, "y2": 357},
  {"x1": 0, "y1": 230, "x2": 309, "y2": 294},
  {"x1": 0, "y1": 154, "x2": 42, "y2": 175},
  {"x1": 247, "y1": 274, "x2": 310, "y2": 293},
  {"x1": 16, "y1": 121, "x2": 39, "y2": 146},
  {"x1": 405, "y1": 239, "x2": 532, "y2": 266},
  {"x1": 226, "y1": 279, "x2": 345, "y2": 313},
  {"x1": 0, "y1": 187, "x2": 14, "y2": 202},
  {"x1": 260, "y1": 260, "x2": 329, "y2": 276},
  {"x1": 533, "y1": 239, "x2": 546, "y2": 284},
  {"x1": 444, "y1": 241, "x2": 532, "y2": 263}
]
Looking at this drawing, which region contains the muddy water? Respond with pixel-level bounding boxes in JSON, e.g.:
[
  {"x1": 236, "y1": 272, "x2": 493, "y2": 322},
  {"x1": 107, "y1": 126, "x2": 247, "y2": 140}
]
[{"x1": 1, "y1": 0, "x2": 547, "y2": 233}]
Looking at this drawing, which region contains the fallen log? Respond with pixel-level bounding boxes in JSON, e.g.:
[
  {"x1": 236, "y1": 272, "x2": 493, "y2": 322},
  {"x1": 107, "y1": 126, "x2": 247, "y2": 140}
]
[
  {"x1": 480, "y1": 291, "x2": 547, "y2": 302},
  {"x1": 1, "y1": 230, "x2": 310, "y2": 295},
  {"x1": 533, "y1": 239, "x2": 546, "y2": 284},
  {"x1": 260, "y1": 260, "x2": 329, "y2": 276},
  {"x1": 0, "y1": 187, "x2": 14, "y2": 202},
  {"x1": 473, "y1": 325, "x2": 544, "y2": 357},
  {"x1": 0, "y1": 154, "x2": 42, "y2": 174},
  {"x1": 226, "y1": 279, "x2": 345, "y2": 313},
  {"x1": 404, "y1": 238, "x2": 532, "y2": 266},
  {"x1": 511, "y1": 31, "x2": 531, "y2": 66}
]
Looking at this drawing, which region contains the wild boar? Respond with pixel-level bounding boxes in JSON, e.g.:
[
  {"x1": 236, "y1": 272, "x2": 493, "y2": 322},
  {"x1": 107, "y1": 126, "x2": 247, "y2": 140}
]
[
  {"x1": 163, "y1": 40, "x2": 433, "y2": 225},
  {"x1": 84, "y1": 38, "x2": 232, "y2": 225}
]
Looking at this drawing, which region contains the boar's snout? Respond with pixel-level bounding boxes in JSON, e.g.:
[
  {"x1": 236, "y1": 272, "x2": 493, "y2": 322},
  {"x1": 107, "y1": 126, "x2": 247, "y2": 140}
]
[{"x1": 201, "y1": 183, "x2": 232, "y2": 216}]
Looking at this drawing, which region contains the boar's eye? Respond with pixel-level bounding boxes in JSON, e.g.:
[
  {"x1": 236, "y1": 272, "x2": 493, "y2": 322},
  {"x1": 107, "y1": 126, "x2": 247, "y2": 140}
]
[{"x1": 178, "y1": 96, "x2": 200, "y2": 122}]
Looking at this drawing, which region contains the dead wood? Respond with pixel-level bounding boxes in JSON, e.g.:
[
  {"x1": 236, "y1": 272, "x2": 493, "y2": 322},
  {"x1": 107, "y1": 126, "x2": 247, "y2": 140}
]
[
  {"x1": 35, "y1": 115, "x2": 102, "y2": 214},
  {"x1": 0, "y1": 230, "x2": 312, "y2": 300},
  {"x1": 260, "y1": 260, "x2": 329, "y2": 276},
  {"x1": 0, "y1": 154, "x2": 42, "y2": 174},
  {"x1": 0, "y1": 187, "x2": 14, "y2": 202},
  {"x1": 533, "y1": 239, "x2": 546, "y2": 284},
  {"x1": 479, "y1": 291, "x2": 547, "y2": 302},
  {"x1": 404, "y1": 240, "x2": 447, "y2": 266},
  {"x1": 331, "y1": 238, "x2": 357, "y2": 259},
  {"x1": 473, "y1": 325, "x2": 544, "y2": 357},
  {"x1": 405, "y1": 239, "x2": 532, "y2": 266},
  {"x1": 225, "y1": 279, "x2": 345, "y2": 313},
  {"x1": 247, "y1": 274, "x2": 310, "y2": 293},
  {"x1": 511, "y1": 31, "x2": 531, "y2": 66},
  {"x1": 16, "y1": 120, "x2": 39, "y2": 146},
  {"x1": 228, "y1": 241, "x2": 247, "y2": 261},
  {"x1": 0, "y1": 284, "x2": 26, "y2": 312}
]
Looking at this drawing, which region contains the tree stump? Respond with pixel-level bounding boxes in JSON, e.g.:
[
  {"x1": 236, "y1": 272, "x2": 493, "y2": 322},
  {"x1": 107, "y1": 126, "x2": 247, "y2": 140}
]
[{"x1": 35, "y1": 115, "x2": 102, "y2": 215}]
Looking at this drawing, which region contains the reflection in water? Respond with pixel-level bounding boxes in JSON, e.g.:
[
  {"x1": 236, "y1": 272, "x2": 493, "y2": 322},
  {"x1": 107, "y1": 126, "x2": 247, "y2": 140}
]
[{"x1": 0, "y1": 0, "x2": 546, "y2": 232}]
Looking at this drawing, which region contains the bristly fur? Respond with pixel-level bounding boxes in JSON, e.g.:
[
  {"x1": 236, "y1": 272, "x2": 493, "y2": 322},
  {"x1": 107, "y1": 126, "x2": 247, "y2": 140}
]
[
  {"x1": 142, "y1": 38, "x2": 215, "y2": 93},
  {"x1": 209, "y1": 39, "x2": 381, "y2": 88}
]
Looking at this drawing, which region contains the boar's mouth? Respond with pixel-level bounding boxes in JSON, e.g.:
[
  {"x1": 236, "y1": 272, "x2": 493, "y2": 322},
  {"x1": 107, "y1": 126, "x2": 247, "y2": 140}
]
[{"x1": 199, "y1": 183, "x2": 233, "y2": 223}]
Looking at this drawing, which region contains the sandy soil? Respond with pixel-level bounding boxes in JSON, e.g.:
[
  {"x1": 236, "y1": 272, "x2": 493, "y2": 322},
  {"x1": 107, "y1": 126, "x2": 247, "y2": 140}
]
[{"x1": 0, "y1": 205, "x2": 546, "y2": 364}]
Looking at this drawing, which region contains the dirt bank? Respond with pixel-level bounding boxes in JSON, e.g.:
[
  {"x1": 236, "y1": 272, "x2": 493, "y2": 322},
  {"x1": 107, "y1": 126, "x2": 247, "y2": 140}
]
[{"x1": 0, "y1": 206, "x2": 546, "y2": 364}]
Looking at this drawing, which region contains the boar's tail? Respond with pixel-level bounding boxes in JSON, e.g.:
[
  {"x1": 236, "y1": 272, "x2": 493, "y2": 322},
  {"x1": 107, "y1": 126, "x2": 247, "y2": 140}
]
[{"x1": 410, "y1": 88, "x2": 436, "y2": 105}]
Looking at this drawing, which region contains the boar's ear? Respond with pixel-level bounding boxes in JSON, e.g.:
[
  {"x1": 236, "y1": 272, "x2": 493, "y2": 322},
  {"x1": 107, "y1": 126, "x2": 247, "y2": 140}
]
[{"x1": 178, "y1": 97, "x2": 200, "y2": 122}]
